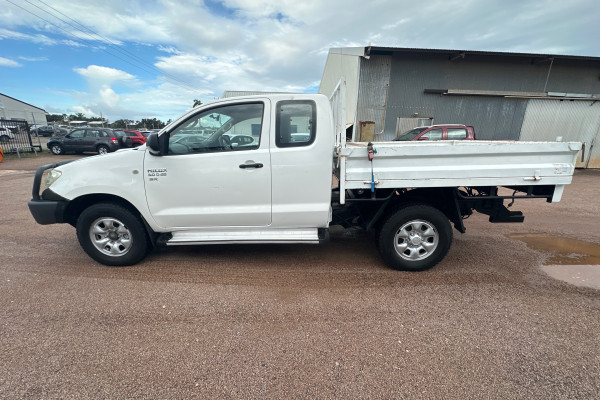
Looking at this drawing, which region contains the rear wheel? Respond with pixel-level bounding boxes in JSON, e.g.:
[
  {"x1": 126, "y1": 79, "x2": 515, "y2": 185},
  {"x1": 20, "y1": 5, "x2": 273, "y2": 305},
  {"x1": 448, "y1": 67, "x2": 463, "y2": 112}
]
[
  {"x1": 97, "y1": 145, "x2": 109, "y2": 155},
  {"x1": 76, "y1": 203, "x2": 149, "y2": 266},
  {"x1": 50, "y1": 143, "x2": 63, "y2": 155},
  {"x1": 378, "y1": 204, "x2": 453, "y2": 271}
]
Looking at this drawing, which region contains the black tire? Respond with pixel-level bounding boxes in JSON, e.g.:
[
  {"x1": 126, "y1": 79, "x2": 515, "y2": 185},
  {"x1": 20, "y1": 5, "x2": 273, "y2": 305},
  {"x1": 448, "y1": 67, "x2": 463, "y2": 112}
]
[
  {"x1": 378, "y1": 204, "x2": 453, "y2": 271},
  {"x1": 0, "y1": 135, "x2": 10, "y2": 143},
  {"x1": 49, "y1": 143, "x2": 64, "y2": 155},
  {"x1": 97, "y1": 145, "x2": 110, "y2": 155},
  {"x1": 76, "y1": 203, "x2": 149, "y2": 266}
]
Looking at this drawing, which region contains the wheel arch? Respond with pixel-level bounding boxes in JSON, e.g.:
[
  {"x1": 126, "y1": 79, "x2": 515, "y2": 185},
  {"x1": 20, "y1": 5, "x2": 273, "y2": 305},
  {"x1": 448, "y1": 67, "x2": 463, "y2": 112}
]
[
  {"x1": 64, "y1": 193, "x2": 157, "y2": 245},
  {"x1": 366, "y1": 187, "x2": 464, "y2": 234}
]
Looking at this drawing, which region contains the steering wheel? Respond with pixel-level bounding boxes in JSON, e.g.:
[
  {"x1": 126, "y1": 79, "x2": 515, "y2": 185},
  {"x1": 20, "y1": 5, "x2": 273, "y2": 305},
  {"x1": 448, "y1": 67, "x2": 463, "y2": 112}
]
[{"x1": 218, "y1": 135, "x2": 232, "y2": 150}]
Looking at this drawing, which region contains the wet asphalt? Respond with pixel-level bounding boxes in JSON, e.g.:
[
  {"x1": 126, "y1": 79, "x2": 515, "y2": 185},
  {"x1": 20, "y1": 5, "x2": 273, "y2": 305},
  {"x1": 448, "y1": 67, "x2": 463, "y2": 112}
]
[{"x1": 1, "y1": 152, "x2": 599, "y2": 399}]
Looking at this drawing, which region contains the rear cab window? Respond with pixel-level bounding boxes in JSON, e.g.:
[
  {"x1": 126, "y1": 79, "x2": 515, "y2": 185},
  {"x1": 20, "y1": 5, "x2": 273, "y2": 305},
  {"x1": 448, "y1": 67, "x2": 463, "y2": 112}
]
[{"x1": 276, "y1": 101, "x2": 316, "y2": 148}]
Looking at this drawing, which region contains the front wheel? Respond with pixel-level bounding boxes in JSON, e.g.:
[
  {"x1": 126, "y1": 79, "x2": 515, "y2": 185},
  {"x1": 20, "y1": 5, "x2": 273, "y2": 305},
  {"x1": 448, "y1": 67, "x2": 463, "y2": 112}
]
[
  {"x1": 378, "y1": 204, "x2": 453, "y2": 271},
  {"x1": 76, "y1": 203, "x2": 149, "y2": 266},
  {"x1": 50, "y1": 143, "x2": 63, "y2": 155}
]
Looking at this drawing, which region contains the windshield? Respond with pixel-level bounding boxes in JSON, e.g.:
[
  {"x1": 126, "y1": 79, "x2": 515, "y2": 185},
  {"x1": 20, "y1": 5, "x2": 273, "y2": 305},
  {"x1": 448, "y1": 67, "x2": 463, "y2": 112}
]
[{"x1": 394, "y1": 127, "x2": 428, "y2": 141}]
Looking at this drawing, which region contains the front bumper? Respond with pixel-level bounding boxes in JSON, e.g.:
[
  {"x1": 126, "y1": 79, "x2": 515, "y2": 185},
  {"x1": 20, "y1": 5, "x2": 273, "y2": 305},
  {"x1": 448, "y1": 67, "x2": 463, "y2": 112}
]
[
  {"x1": 28, "y1": 160, "x2": 74, "y2": 225},
  {"x1": 28, "y1": 199, "x2": 68, "y2": 225}
]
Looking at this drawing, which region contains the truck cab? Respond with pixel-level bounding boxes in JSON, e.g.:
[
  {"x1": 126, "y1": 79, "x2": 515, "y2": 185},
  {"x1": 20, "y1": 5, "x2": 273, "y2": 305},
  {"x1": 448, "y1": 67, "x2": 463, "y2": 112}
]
[{"x1": 29, "y1": 94, "x2": 335, "y2": 266}]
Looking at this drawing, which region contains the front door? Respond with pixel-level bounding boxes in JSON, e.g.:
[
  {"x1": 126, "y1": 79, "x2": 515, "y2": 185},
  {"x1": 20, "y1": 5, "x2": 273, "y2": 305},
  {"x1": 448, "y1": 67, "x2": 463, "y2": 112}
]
[
  {"x1": 144, "y1": 100, "x2": 272, "y2": 229},
  {"x1": 63, "y1": 129, "x2": 85, "y2": 151}
]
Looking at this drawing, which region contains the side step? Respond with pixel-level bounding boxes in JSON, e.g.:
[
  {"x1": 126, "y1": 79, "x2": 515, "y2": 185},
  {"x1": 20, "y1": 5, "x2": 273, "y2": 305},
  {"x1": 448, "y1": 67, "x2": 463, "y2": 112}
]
[{"x1": 164, "y1": 228, "x2": 328, "y2": 246}]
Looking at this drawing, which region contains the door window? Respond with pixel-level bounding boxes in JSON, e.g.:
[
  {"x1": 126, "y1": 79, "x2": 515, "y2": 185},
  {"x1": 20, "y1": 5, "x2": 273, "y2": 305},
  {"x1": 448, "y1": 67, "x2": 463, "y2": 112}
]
[
  {"x1": 276, "y1": 101, "x2": 316, "y2": 147},
  {"x1": 168, "y1": 103, "x2": 264, "y2": 155},
  {"x1": 69, "y1": 129, "x2": 85, "y2": 138},
  {"x1": 421, "y1": 129, "x2": 442, "y2": 141}
]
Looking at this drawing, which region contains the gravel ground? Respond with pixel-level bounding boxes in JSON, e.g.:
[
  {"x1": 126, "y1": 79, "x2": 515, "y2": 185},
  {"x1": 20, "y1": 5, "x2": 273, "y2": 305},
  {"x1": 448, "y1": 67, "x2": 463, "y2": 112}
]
[{"x1": 1, "y1": 152, "x2": 599, "y2": 399}]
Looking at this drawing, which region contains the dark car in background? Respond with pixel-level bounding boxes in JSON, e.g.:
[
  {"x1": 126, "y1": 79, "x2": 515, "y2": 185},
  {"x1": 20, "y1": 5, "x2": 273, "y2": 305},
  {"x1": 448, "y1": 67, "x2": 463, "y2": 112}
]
[
  {"x1": 32, "y1": 125, "x2": 70, "y2": 137},
  {"x1": 394, "y1": 124, "x2": 476, "y2": 141},
  {"x1": 47, "y1": 127, "x2": 127, "y2": 155}
]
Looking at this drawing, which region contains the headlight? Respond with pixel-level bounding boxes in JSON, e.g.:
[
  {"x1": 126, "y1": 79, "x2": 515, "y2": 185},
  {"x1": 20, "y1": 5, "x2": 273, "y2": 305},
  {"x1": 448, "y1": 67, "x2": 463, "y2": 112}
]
[{"x1": 45, "y1": 169, "x2": 62, "y2": 188}]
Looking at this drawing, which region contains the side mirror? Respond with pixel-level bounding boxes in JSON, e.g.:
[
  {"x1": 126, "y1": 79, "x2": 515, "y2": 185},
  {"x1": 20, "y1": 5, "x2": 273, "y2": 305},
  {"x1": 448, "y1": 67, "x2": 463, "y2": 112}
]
[
  {"x1": 147, "y1": 133, "x2": 160, "y2": 154},
  {"x1": 147, "y1": 133, "x2": 168, "y2": 155},
  {"x1": 417, "y1": 136, "x2": 429, "y2": 141}
]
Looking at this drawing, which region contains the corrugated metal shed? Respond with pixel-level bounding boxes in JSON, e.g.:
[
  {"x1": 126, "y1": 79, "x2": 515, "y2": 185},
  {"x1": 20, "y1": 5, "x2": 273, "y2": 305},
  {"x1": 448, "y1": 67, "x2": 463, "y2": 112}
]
[
  {"x1": 520, "y1": 99, "x2": 600, "y2": 167},
  {"x1": 380, "y1": 52, "x2": 531, "y2": 140},
  {"x1": 356, "y1": 55, "x2": 391, "y2": 140},
  {"x1": 0, "y1": 93, "x2": 48, "y2": 126},
  {"x1": 319, "y1": 47, "x2": 600, "y2": 167}
]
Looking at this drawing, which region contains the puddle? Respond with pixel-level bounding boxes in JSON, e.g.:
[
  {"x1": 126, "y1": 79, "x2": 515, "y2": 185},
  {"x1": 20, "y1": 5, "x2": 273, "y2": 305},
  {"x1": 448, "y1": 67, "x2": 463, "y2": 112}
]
[{"x1": 507, "y1": 234, "x2": 600, "y2": 265}]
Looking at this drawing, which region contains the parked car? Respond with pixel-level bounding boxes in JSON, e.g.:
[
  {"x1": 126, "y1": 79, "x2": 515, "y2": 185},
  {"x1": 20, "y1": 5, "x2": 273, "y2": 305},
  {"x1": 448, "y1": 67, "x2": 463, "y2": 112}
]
[
  {"x1": 394, "y1": 124, "x2": 476, "y2": 141},
  {"x1": 50, "y1": 128, "x2": 70, "y2": 137},
  {"x1": 32, "y1": 125, "x2": 55, "y2": 137},
  {"x1": 47, "y1": 128, "x2": 124, "y2": 155},
  {"x1": 119, "y1": 130, "x2": 147, "y2": 146},
  {"x1": 0, "y1": 127, "x2": 15, "y2": 142}
]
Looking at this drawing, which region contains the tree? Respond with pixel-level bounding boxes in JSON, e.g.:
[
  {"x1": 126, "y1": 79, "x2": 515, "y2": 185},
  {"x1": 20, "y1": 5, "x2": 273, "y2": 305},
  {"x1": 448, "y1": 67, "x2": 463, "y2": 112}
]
[
  {"x1": 140, "y1": 118, "x2": 166, "y2": 129},
  {"x1": 193, "y1": 99, "x2": 203, "y2": 108},
  {"x1": 47, "y1": 114, "x2": 66, "y2": 123},
  {"x1": 110, "y1": 119, "x2": 128, "y2": 129}
]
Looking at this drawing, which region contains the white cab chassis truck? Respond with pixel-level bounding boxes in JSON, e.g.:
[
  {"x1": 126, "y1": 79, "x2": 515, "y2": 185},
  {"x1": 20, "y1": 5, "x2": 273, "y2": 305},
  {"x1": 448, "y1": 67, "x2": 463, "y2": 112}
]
[{"x1": 28, "y1": 90, "x2": 581, "y2": 271}]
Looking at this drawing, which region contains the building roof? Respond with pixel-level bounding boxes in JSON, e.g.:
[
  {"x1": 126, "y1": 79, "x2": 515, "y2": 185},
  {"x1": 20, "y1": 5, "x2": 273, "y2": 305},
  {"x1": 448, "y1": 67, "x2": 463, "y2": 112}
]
[
  {"x1": 222, "y1": 90, "x2": 299, "y2": 98},
  {"x1": 364, "y1": 46, "x2": 600, "y2": 63},
  {"x1": 0, "y1": 92, "x2": 48, "y2": 113}
]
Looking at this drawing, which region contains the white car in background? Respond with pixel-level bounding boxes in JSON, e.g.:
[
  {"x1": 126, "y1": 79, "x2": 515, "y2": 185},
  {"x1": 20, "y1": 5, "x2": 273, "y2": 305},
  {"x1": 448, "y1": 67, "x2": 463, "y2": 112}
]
[{"x1": 0, "y1": 127, "x2": 15, "y2": 143}]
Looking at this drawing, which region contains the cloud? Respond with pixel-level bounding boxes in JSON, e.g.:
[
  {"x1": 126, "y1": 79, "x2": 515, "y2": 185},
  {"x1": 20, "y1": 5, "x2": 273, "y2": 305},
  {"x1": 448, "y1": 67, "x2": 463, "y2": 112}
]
[
  {"x1": 18, "y1": 56, "x2": 49, "y2": 62},
  {"x1": 0, "y1": 27, "x2": 57, "y2": 45},
  {"x1": 74, "y1": 65, "x2": 135, "y2": 84},
  {"x1": 158, "y1": 45, "x2": 182, "y2": 55},
  {"x1": 99, "y1": 86, "x2": 120, "y2": 107},
  {"x1": 70, "y1": 105, "x2": 96, "y2": 117},
  {"x1": 0, "y1": 57, "x2": 21, "y2": 67},
  {"x1": 2, "y1": 0, "x2": 599, "y2": 123}
]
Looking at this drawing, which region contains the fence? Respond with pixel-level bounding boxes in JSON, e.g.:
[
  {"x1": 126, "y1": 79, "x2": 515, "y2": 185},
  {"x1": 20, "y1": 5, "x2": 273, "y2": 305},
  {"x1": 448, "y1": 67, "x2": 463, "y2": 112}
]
[{"x1": 0, "y1": 119, "x2": 42, "y2": 156}]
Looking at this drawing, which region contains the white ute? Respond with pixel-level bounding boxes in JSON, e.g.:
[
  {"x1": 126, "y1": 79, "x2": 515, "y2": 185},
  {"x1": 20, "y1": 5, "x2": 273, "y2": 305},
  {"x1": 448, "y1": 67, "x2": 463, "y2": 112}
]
[{"x1": 28, "y1": 86, "x2": 581, "y2": 271}]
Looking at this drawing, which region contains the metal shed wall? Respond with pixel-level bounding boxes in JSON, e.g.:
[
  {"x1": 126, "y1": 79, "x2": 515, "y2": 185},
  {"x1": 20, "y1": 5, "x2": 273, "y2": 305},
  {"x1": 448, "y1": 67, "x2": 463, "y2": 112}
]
[
  {"x1": 374, "y1": 52, "x2": 543, "y2": 140},
  {"x1": 356, "y1": 55, "x2": 391, "y2": 140},
  {"x1": 356, "y1": 52, "x2": 600, "y2": 142},
  {"x1": 520, "y1": 99, "x2": 600, "y2": 168},
  {"x1": 0, "y1": 94, "x2": 47, "y2": 126}
]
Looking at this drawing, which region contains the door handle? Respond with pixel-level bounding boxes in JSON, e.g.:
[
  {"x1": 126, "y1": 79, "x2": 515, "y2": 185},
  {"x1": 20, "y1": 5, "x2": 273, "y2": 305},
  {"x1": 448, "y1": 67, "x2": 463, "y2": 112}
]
[{"x1": 239, "y1": 162, "x2": 263, "y2": 169}]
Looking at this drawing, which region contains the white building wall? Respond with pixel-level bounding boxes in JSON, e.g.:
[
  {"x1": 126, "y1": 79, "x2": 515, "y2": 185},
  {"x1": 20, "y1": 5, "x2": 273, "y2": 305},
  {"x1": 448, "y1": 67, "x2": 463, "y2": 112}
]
[
  {"x1": 0, "y1": 94, "x2": 48, "y2": 126},
  {"x1": 318, "y1": 47, "x2": 363, "y2": 130}
]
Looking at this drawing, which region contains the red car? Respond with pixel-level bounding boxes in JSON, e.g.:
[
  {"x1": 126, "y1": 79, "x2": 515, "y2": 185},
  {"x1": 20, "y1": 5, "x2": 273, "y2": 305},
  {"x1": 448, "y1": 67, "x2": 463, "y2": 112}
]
[
  {"x1": 121, "y1": 130, "x2": 148, "y2": 146},
  {"x1": 394, "y1": 124, "x2": 476, "y2": 141}
]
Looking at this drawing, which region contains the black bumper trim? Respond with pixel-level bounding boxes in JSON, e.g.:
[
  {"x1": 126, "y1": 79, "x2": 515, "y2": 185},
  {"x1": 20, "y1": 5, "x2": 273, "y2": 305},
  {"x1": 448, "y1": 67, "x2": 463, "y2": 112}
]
[{"x1": 28, "y1": 199, "x2": 68, "y2": 225}]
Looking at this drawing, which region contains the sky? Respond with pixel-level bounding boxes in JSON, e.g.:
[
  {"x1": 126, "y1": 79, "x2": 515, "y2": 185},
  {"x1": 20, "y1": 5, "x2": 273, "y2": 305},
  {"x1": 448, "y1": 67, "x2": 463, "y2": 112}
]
[{"x1": 1, "y1": 0, "x2": 599, "y2": 123}]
